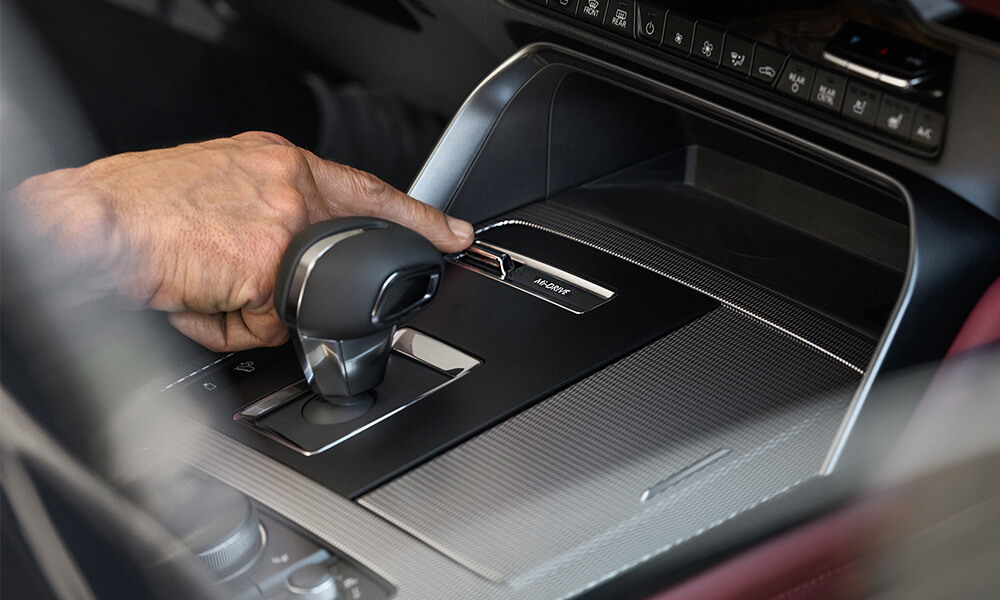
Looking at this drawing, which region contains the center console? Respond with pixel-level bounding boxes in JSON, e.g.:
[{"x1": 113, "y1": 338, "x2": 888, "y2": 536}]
[{"x1": 144, "y1": 35, "x2": 998, "y2": 600}]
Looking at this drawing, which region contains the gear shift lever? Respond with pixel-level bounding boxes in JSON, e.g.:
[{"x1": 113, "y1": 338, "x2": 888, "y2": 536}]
[{"x1": 274, "y1": 217, "x2": 443, "y2": 404}]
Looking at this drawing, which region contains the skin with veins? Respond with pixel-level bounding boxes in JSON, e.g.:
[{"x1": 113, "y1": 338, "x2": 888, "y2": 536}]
[{"x1": 7, "y1": 131, "x2": 473, "y2": 352}]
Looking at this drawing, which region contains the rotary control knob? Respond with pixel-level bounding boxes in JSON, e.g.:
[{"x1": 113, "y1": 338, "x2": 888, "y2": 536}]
[
  {"x1": 142, "y1": 471, "x2": 264, "y2": 581},
  {"x1": 285, "y1": 563, "x2": 339, "y2": 600}
]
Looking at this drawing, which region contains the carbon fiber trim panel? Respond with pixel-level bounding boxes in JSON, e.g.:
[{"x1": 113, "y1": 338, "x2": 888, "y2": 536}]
[
  {"x1": 360, "y1": 307, "x2": 859, "y2": 595},
  {"x1": 482, "y1": 202, "x2": 876, "y2": 371}
]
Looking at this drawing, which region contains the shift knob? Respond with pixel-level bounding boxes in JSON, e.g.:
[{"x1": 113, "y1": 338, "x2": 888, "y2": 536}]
[{"x1": 275, "y1": 217, "x2": 443, "y2": 402}]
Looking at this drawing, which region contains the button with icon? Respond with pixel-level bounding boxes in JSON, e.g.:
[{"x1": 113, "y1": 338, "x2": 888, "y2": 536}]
[
  {"x1": 721, "y1": 35, "x2": 755, "y2": 78},
  {"x1": 749, "y1": 45, "x2": 789, "y2": 87},
  {"x1": 578, "y1": 0, "x2": 609, "y2": 25},
  {"x1": 875, "y1": 95, "x2": 917, "y2": 140},
  {"x1": 635, "y1": 3, "x2": 665, "y2": 46},
  {"x1": 840, "y1": 80, "x2": 882, "y2": 126},
  {"x1": 692, "y1": 22, "x2": 725, "y2": 67},
  {"x1": 663, "y1": 12, "x2": 695, "y2": 56}
]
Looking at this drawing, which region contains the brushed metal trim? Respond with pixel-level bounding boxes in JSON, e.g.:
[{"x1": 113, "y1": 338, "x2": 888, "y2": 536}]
[
  {"x1": 449, "y1": 240, "x2": 616, "y2": 314},
  {"x1": 479, "y1": 219, "x2": 867, "y2": 375},
  {"x1": 408, "y1": 43, "x2": 918, "y2": 479}
]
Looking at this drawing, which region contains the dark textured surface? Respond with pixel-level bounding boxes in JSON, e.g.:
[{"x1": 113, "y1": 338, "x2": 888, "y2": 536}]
[
  {"x1": 361, "y1": 307, "x2": 859, "y2": 592},
  {"x1": 485, "y1": 203, "x2": 877, "y2": 372}
]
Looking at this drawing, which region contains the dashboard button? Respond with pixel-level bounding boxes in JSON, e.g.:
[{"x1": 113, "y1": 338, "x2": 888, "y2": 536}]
[
  {"x1": 692, "y1": 23, "x2": 725, "y2": 67},
  {"x1": 578, "y1": 0, "x2": 609, "y2": 25},
  {"x1": 910, "y1": 107, "x2": 944, "y2": 150},
  {"x1": 662, "y1": 13, "x2": 695, "y2": 56},
  {"x1": 750, "y1": 45, "x2": 788, "y2": 86},
  {"x1": 551, "y1": 0, "x2": 579, "y2": 14},
  {"x1": 809, "y1": 69, "x2": 847, "y2": 112},
  {"x1": 840, "y1": 80, "x2": 882, "y2": 126},
  {"x1": 720, "y1": 35, "x2": 754, "y2": 77},
  {"x1": 776, "y1": 58, "x2": 815, "y2": 101},
  {"x1": 875, "y1": 95, "x2": 917, "y2": 140},
  {"x1": 635, "y1": 3, "x2": 666, "y2": 46},
  {"x1": 604, "y1": 1, "x2": 634, "y2": 37}
]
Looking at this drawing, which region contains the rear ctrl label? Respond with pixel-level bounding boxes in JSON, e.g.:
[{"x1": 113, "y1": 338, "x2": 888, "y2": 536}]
[{"x1": 533, "y1": 278, "x2": 573, "y2": 296}]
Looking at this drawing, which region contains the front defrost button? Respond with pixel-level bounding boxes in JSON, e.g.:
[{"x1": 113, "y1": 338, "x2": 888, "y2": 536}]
[{"x1": 579, "y1": 0, "x2": 609, "y2": 25}]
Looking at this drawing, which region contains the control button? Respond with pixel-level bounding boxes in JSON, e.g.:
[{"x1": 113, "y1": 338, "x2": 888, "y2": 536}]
[
  {"x1": 460, "y1": 242, "x2": 515, "y2": 278},
  {"x1": 692, "y1": 23, "x2": 725, "y2": 67},
  {"x1": 720, "y1": 35, "x2": 754, "y2": 77},
  {"x1": 749, "y1": 45, "x2": 788, "y2": 86},
  {"x1": 507, "y1": 266, "x2": 612, "y2": 313},
  {"x1": 578, "y1": 0, "x2": 609, "y2": 25},
  {"x1": 809, "y1": 69, "x2": 847, "y2": 113},
  {"x1": 875, "y1": 95, "x2": 917, "y2": 140},
  {"x1": 776, "y1": 58, "x2": 816, "y2": 101},
  {"x1": 604, "y1": 1, "x2": 634, "y2": 37},
  {"x1": 910, "y1": 107, "x2": 945, "y2": 150},
  {"x1": 550, "y1": 0, "x2": 579, "y2": 14},
  {"x1": 285, "y1": 564, "x2": 338, "y2": 600},
  {"x1": 635, "y1": 3, "x2": 666, "y2": 46},
  {"x1": 840, "y1": 80, "x2": 882, "y2": 126},
  {"x1": 662, "y1": 12, "x2": 695, "y2": 56}
]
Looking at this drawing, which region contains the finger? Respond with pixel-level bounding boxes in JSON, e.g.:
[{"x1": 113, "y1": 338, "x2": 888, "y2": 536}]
[
  {"x1": 168, "y1": 310, "x2": 289, "y2": 352},
  {"x1": 304, "y1": 155, "x2": 473, "y2": 253}
]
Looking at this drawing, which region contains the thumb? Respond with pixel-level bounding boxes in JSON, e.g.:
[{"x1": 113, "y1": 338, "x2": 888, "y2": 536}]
[{"x1": 304, "y1": 154, "x2": 474, "y2": 253}]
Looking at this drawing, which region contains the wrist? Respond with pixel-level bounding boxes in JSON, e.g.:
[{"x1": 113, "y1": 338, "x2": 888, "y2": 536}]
[{"x1": 7, "y1": 166, "x2": 125, "y2": 302}]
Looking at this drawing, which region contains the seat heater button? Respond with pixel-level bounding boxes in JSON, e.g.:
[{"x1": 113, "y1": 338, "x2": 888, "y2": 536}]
[
  {"x1": 875, "y1": 95, "x2": 917, "y2": 140},
  {"x1": 841, "y1": 80, "x2": 882, "y2": 126}
]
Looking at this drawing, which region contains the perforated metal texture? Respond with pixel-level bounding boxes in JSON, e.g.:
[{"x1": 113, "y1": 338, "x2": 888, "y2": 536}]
[
  {"x1": 484, "y1": 202, "x2": 876, "y2": 371},
  {"x1": 360, "y1": 307, "x2": 859, "y2": 595}
]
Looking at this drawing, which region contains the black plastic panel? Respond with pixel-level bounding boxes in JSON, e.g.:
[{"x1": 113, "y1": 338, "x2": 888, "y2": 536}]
[{"x1": 163, "y1": 226, "x2": 717, "y2": 497}]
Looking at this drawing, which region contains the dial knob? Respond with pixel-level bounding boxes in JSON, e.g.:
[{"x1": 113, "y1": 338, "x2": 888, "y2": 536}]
[
  {"x1": 144, "y1": 472, "x2": 263, "y2": 581},
  {"x1": 285, "y1": 563, "x2": 339, "y2": 600}
]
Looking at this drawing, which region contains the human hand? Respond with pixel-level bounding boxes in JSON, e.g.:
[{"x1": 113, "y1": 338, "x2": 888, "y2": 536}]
[{"x1": 9, "y1": 131, "x2": 474, "y2": 351}]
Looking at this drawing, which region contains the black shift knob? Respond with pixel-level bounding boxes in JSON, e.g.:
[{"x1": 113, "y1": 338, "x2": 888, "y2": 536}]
[{"x1": 275, "y1": 217, "x2": 443, "y2": 401}]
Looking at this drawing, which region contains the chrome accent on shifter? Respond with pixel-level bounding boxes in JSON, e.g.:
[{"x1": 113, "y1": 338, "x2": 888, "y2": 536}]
[
  {"x1": 235, "y1": 328, "x2": 481, "y2": 456},
  {"x1": 452, "y1": 240, "x2": 615, "y2": 314}
]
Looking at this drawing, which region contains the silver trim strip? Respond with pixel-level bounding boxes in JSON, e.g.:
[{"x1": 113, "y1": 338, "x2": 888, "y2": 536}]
[{"x1": 640, "y1": 449, "x2": 731, "y2": 503}]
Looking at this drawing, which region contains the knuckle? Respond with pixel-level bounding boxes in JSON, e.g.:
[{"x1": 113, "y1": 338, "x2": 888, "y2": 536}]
[
  {"x1": 254, "y1": 144, "x2": 308, "y2": 182},
  {"x1": 267, "y1": 186, "x2": 309, "y2": 229}
]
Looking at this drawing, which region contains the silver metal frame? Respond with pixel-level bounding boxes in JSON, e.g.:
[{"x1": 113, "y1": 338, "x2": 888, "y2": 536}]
[{"x1": 234, "y1": 328, "x2": 481, "y2": 456}]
